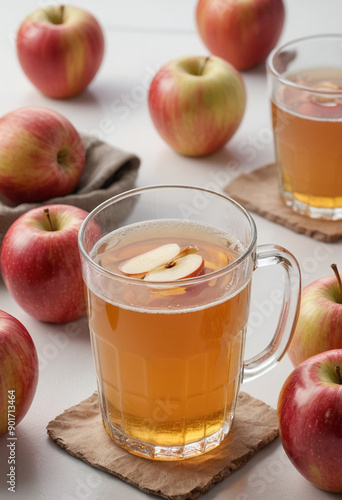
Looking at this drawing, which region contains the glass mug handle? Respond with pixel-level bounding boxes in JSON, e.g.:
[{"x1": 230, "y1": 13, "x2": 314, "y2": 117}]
[{"x1": 243, "y1": 244, "x2": 301, "y2": 382}]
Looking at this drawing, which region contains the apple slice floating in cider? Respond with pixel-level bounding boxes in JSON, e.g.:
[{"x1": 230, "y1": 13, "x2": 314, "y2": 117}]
[
  {"x1": 119, "y1": 244, "x2": 204, "y2": 281},
  {"x1": 119, "y1": 243, "x2": 181, "y2": 277},
  {"x1": 145, "y1": 253, "x2": 204, "y2": 281}
]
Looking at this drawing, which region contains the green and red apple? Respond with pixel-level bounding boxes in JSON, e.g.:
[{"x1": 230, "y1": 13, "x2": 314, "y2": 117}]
[
  {"x1": 0, "y1": 107, "x2": 85, "y2": 206},
  {"x1": 278, "y1": 349, "x2": 342, "y2": 493},
  {"x1": 16, "y1": 5, "x2": 105, "y2": 99},
  {"x1": 196, "y1": 0, "x2": 285, "y2": 70},
  {"x1": 288, "y1": 264, "x2": 342, "y2": 367},
  {"x1": 1, "y1": 205, "x2": 89, "y2": 324},
  {"x1": 0, "y1": 311, "x2": 39, "y2": 437},
  {"x1": 148, "y1": 55, "x2": 246, "y2": 157}
]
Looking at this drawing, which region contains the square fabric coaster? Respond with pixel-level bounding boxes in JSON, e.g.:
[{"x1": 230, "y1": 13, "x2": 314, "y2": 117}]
[
  {"x1": 0, "y1": 133, "x2": 140, "y2": 247},
  {"x1": 224, "y1": 163, "x2": 342, "y2": 243},
  {"x1": 47, "y1": 392, "x2": 278, "y2": 500}
]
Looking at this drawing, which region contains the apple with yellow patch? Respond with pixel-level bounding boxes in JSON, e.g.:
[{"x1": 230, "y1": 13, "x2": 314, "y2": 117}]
[
  {"x1": 196, "y1": 0, "x2": 285, "y2": 71},
  {"x1": 16, "y1": 5, "x2": 104, "y2": 98},
  {"x1": 148, "y1": 55, "x2": 246, "y2": 156},
  {"x1": 288, "y1": 264, "x2": 342, "y2": 366},
  {"x1": 0, "y1": 107, "x2": 85, "y2": 205}
]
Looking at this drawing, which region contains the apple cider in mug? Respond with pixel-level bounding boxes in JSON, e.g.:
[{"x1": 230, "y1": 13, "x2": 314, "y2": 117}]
[
  {"x1": 85, "y1": 219, "x2": 251, "y2": 457},
  {"x1": 272, "y1": 67, "x2": 342, "y2": 212}
]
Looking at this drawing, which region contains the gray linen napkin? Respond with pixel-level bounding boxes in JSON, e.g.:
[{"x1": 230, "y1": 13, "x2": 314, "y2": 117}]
[{"x1": 0, "y1": 133, "x2": 140, "y2": 247}]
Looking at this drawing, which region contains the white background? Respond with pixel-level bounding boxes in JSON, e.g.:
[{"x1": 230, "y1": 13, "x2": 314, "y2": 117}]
[{"x1": 1, "y1": 1, "x2": 342, "y2": 499}]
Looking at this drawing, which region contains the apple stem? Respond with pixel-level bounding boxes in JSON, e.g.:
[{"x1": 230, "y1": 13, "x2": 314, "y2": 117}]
[
  {"x1": 44, "y1": 208, "x2": 54, "y2": 231},
  {"x1": 59, "y1": 5, "x2": 65, "y2": 23},
  {"x1": 336, "y1": 365, "x2": 342, "y2": 385},
  {"x1": 48, "y1": 5, "x2": 65, "y2": 24},
  {"x1": 199, "y1": 56, "x2": 210, "y2": 76},
  {"x1": 331, "y1": 263, "x2": 342, "y2": 302}
]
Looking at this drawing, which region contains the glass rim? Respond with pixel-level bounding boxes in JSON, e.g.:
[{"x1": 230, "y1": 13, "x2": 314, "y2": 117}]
[
  {"x1": 78, "y1": 184, "x2": 258, "y2": 287},
  {"x1": 266, "y1": 33, "x2": 342, "y2": 96}
]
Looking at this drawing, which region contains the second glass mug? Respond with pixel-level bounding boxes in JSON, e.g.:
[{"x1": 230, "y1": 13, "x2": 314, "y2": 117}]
[
  {"x1": 267, "y1": 34, "x2": 342, "y2": 220},
  {"x1": 78, "y1": 185, "x2": 301, "y2": 461}
]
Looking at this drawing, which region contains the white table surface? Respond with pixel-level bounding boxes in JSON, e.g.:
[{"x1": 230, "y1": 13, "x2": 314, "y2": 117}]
[{"x1": 1, "y1": 1, "x2": 342, "y2": 498}]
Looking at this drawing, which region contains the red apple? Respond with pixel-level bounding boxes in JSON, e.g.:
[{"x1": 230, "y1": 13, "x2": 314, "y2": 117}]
[
  {"x1": 1, "y1": 204, "x2": 89, "y2": 324},
  {"x1": 288, "y1": 264, "x2": 342, "y2": 367},
  {"x1": 196, "y1": 0, "x2": 285, "y2": 71},
  {"x1": 148, "y1": 55, "x2": 246, "y2": 156},
  {"x1": 16, "y1": 5, "x2": 105, "y2": 99},
  {"x1": 0, "y1": 107, "x2": 85, "y2": 206},
  {"x1": 0, "y1": 310, "x2": 39, "y2": 437},
  {"x1": 118, "y1": 244, "x2": 205, "y2": 281},
  {"x1": 278, "y1": 349, "x2": 342, "y2": 493}
]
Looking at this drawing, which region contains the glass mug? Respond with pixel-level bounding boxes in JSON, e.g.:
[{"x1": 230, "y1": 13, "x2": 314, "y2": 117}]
[
  {"x1": 267, "y1": 34, "x2": 342, "y2": 220},
  {"x1": 78, "y1": 185, "x2": 301, "y2": 461}
]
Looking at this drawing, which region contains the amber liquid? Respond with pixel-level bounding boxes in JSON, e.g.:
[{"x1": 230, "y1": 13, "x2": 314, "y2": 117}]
[
  {"x1": 85, "y1": 220, "x2": 251, "y2": 459},
  {"x1": 272, "y1": 67, "x2": 342, "y2": 215}
]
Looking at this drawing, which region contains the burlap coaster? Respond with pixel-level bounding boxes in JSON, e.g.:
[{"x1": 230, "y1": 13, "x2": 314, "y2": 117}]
[
  {"x1": 0, "y1": 133, "x2": 140, "y2": 247},
  {"x1": 224, "y1": 163, "x2": 342, "y2": 242},
  {"x1": 47, "y1": 391, "x2": 278, "y2": 500}
]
